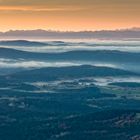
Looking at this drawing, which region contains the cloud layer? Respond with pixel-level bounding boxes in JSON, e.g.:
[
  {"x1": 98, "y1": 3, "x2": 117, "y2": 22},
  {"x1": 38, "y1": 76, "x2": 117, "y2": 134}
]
[{"x1": 0, "y1": 0, "x2": 139, "y2": 31}]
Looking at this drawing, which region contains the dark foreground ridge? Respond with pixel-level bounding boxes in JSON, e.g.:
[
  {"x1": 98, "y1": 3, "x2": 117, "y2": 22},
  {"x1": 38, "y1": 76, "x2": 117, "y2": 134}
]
[{"x1": 1, "y1": 65, "x2": 138, "y2": 82}]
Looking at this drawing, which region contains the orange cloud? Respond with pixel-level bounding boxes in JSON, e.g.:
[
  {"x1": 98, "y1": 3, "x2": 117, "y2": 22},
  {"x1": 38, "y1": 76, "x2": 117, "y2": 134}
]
[
  {"x1": 0, "y1": 0, "x2": 139, "y2": 31},
  {"x1": 0, "y1": 5, "x2": 85, "y2": 12}
]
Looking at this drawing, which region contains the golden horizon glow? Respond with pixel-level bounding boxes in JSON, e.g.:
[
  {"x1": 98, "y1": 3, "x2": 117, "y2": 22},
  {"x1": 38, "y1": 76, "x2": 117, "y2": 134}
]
[{"x1": 0, "y1": 0, "x2": 140, "y2": 31}]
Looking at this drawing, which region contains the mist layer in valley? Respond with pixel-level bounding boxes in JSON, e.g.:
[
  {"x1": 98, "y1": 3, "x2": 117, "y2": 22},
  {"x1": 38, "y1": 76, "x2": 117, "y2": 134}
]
[{"x1": 0, "y1": 39, "x2": 140, "y2": 140}]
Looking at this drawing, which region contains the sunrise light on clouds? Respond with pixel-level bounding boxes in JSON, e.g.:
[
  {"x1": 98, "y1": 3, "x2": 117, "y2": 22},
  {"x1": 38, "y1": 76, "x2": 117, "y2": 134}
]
[{"x1": 0, "y1": 0, "x2": 139, "y2": 31}]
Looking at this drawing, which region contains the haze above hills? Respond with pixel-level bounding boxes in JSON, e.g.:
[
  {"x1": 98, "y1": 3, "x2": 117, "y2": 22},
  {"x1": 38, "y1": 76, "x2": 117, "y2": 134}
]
[{"x1": 0, "y1": 28, "x2": 140, "y2": 39}]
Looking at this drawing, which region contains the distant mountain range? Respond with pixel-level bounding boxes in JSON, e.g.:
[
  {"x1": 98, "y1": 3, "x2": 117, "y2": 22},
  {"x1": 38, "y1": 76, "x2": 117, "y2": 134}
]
[
  {"x1": 0, "y1": 40, "x2": 46, "y2": 46},
  {"x1": 0, "y1": 46, "x2": 140, "y2": 64},
  {"x1": 0, "y1": 28, "x2": 140, "y2": 39}
]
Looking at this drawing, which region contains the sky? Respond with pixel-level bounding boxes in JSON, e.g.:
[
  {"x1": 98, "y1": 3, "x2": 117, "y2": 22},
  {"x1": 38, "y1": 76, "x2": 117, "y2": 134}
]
[{"x1": 0, "y1": 0, "x2": 140, "y2": 31}]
